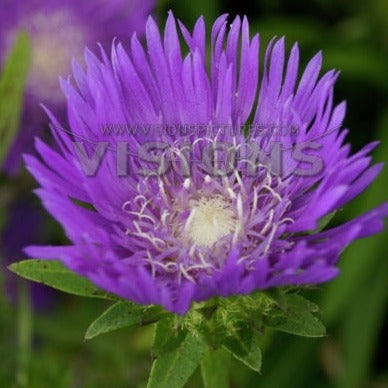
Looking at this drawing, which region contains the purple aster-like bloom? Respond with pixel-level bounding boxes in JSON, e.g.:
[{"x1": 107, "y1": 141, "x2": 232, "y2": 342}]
[
  {"x1": 25, "y1": 13, "x2": 388, "y2": 314},
  {"x1": 0, "y1": 0, "x2": 155, "y2": 174}
]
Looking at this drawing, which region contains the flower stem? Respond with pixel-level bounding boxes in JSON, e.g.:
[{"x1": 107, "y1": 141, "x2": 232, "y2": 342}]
[{"x1": 16, "y1": 282, "x2": 32, "y2": 387}]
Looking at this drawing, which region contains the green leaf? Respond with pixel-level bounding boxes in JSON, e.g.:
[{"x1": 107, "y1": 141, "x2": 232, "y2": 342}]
[
  {"x1": 85, "y1": 301, "x2": 167, "y2": 340},
  {"x1": 279, "y1": 293, "x2": 320, "y2": 313},
  {"x1": 200, "y1": 347, "x2": 231, "y2": 388},
  {"x1": 147, "y1": 321, "x2": 206, "y2": 388},
  {"x1": 9, "y1": 260, "x2": 113, "y2": 300},
  {"x1": 338, "y1": 259, "x2": 388, "y2": 388},
  {"x1": 0, "y1": 31, "x2": 30, "y2": 164},
  {"x1": 152, "y1": 318, "x2": 187, "y2": 357},
  {"x1": 222, "y1": 323, "x2": 262, "y2": 372},
  {"x1": 264, "y1": 294, "x2": 326, "y2": 338}
]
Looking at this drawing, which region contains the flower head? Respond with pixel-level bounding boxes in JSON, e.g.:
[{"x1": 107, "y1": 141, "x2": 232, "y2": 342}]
[
  {"x1": 25, "y1": 13, "x2": 388, "y2": 314},
  {"x1": 0, "y1": 0, "x2": 155, "y2": 174}
]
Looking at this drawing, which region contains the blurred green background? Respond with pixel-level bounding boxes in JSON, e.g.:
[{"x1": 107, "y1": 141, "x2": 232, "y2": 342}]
[{"x1": 0, "y1": 0, "x2": 387, "y2": 387}]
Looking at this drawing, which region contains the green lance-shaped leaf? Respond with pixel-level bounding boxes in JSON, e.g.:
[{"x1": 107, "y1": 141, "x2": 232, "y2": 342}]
[
  {"x1": 147, "y1": 319, "x2": 206, "y2": 388},
  {"x1": 0, "y1": 31, "x2": 30, "y2": 165},
  {"x1": 222, "y1": 323, "x2": 262, "y2": 372},
  {"x1": 200, "y1": 347, "x2": 231, "y2": 388},
  {"x1": 263, "y1": 294, "x2": 326, "y2": 338},
  {"x1": 152, "y1": 317, "x2": 188, "y2": 357},
  {"x1": 277, "y1": 293, "x2": 320, "y2": 313},
  {"x1": 9, "y1": 260, "x2": 113, "y2": 300},
  {"x1": 85, "y1": 301, "x2": 168, "y2": 340}
]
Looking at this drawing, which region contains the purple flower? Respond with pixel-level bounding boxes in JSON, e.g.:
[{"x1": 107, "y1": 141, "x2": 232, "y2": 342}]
[
  {"x1": 0, "y1": 0, "x2": 155, "y2": 174},
  {"x1": 25, "y1": 13, "x2": 388, "y2": 314}
]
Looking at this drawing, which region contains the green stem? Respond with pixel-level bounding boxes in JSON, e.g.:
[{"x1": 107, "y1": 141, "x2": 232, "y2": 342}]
[{"x1": 16, "y1": 282, "x2": 32, "y2": 387}]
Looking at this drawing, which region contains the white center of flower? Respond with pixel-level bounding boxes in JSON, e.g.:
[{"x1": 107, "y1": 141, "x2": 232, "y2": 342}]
[{"x1": 184, "y1": 195, "x2": 236, "y2": 247}]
